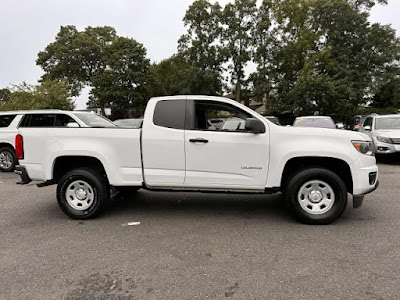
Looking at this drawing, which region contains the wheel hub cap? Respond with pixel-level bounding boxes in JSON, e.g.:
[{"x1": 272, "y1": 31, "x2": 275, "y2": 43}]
[
  {"x1": 0, "y1": 151, "x2": 13, "y2": 170},
  {"x1": 65, "y1": 180, "x2": 94, "y2": 211},
  {"x1": 308, "y1": 190, "x2": 323, "y2": 203},
  {"x1": 76, "y1": 189, "x2": 87, "y2": 200},
  {"x1": 297, "y1": 180, "x2": 335, "y2": 215}
]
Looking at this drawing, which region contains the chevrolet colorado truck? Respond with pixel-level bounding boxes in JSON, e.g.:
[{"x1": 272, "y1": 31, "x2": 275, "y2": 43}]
[{"x1": 15, "y1": 96, "x2": 379, "y2": 224}]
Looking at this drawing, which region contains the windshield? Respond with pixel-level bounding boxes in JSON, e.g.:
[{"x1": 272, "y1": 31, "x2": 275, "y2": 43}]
[
  {"x1": 375, "y1": 117, "x2": 400, "y2": 130},
  {"x1": 73, "y1": 113, "x2": 116, "y2": 128},
  {"x1": 294, "y1": 117, "x2": 335, "y2": 129},
  {"x1": 264, "y1": 116, "x2": 280, "y2": 125},
  {"x1": 114, "y1": 119, "x2": 143, "y2": 128}
]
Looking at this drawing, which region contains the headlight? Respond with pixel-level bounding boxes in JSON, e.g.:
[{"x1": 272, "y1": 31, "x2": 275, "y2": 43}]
[
  {"x1": 352, "y1": 141, "x2": 374, "y2": 156},
  {"x1": 376, "y1": 136, "x2": 393, "y2": 144}
]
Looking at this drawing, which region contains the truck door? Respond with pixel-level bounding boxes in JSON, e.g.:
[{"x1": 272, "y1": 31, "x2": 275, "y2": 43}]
[
  {"x1": 184, "y1": 99, "x2": 270, "y2": 190},
  {"x1": 141, "y1": 98, "x2": 187, "y2": 187}
]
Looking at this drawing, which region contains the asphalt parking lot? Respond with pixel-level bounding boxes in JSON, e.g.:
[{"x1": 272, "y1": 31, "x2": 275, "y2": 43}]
[{"x1": 1, "y1": 159, "x2": 400, "y2": 300}]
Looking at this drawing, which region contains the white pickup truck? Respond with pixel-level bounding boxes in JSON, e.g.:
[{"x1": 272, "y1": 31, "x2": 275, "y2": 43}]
[{"x1": 15, "y1": 96, "x2": 379, "y2": 224}]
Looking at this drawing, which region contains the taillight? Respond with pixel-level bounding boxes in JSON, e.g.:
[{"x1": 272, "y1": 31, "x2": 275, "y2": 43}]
[{"x1": 15, "y1": 134, "x2": 24, "y2": 159}]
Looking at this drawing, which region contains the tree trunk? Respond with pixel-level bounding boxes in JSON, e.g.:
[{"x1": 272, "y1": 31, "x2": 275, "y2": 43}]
[
  {"x1": 244, "y1": 96, "x2": 250, "y2": 107},
  {"x1": 235, "y1": 80, "x2": 241, "y2": 102},
  {"x1": 101, "y1": 106, "x2": 106, "y2": 117}
]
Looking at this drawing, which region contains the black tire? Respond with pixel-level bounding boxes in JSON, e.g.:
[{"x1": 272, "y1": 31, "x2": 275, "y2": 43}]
[
  {"x1": 284, "y1": 168, "x2": 347, "y2": 225},
  {"x1": 57, "y1": 168, "x2": 110, "y2": 219},
  {"x1": 0, "y1": 146, "x2": 17, "y2": 172}
]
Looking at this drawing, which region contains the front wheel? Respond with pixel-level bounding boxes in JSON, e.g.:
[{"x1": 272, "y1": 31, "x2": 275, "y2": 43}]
[
  {"x1": 0, "y1": 146, "x2": 17, "y2": 172},
  {"x1": 57, "y1": 168, "x2": 110, "y2": 219},
  {"x1": 284, "y1": 168, "x2": 348, "y2": 225}
]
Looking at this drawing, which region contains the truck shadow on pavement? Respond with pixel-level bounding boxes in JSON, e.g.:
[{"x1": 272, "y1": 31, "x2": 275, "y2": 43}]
[
  {"x1": 106, "y1": 190, "x2": 293, "y2": 223},
  {"x1": 376, "y1": 153, "x2": 400, "y2": 165}
]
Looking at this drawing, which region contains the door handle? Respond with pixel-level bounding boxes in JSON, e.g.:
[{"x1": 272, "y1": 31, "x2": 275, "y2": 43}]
[{"x1": 189, "y1": 138, "x2": 209, "y2": 143}]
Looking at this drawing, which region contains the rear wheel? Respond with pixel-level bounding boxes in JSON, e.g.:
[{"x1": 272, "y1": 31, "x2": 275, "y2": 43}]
[
  {"x1": 284, "y1": 168, "x2": 347, "y2": 225},
  {"x1": 0, "y1": 146, "x2": 17, "y2": 172},
  {"x1": 57, "y1": 168, "x2": 110, "y2": 219}
]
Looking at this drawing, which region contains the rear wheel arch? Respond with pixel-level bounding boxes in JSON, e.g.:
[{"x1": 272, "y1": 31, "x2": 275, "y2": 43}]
[
  {"x1": 0, "y1": 142, "x2": 15, "y2": 152},
  {"x1": 52, "y1": 156, "x2": 109, "y2": 183},
  {"x1": 281, "y1": 156, "x2": 353, "y2": 194}
]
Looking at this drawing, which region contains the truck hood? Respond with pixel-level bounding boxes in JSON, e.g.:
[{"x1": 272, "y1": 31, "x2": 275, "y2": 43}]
[
  {"x1": 277, "y1": 126, "x2": 371, "y2": 141},
  {"x1": 374, "y1": 129, "x2": 400, "y2": 139}
]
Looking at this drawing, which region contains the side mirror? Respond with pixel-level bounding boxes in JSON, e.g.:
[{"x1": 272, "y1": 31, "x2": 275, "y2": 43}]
[
  {"x1": 245, "y1": 118, "x2": 265, "y2": 134},
  {"x1": 67, "y1": 122, "x2": 80, "y2": 128},
  {"x1": 336, "y1": 123, "x2": 344, "y2": 129},
  {"x1": 364, "y1": 126, "x2": 371, "y2": 131}
]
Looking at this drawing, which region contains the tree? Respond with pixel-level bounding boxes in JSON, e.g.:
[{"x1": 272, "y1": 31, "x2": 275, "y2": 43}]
[
  {"x1": 371, "y1": 76, "x2": 400, "y2": 109},
  {"x1": 178, "y1": 0, "x2": 223, "y2": 95},
  {"x1": 249, "y1": 0, "x2": 274, "y2": 103},
  {"x1": 0, "y1": 80, "x2": 75, "y2": 111},
  {"x1": 179, "y1": 0, "x2": 222, "y2": 71},
  {"x1": 221, "y1": 0, "x2": 257, "y2": 104},
  {"x1": 149, "y1": 55, "x2": 222, "y2": 97},
  {"x1": 0, "y1": 88, "x2": 11, "y2": 102},
  {"x1": 37, "y1": 26, "x2": 150, "y2": 114},
  {"x1": 256, "y1": 0, "x2": 400, "y2": 117},
  {"x1": 88, "y1": 37, "x2": 150, "y2": 115}
]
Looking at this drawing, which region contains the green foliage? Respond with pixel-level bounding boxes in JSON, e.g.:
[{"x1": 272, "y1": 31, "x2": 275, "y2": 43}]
[
  {"x1": 0, "y1": 88, "x2": 11, "y2": 102},
  {"x1": 88, "y1": 37, "x2": 150, "y2": 112},
  {"x1": 221, "y1": 0, "x2": 257, "y2": 102},
  {"x1": 249, "y1": 0, "x2": 274, "y2": 103},
  {"x1": 0, "y1": 80, "x2": 75, "y2": 111},
  {"x1": 178, "y1": 0, "x2": 223, "y2": 71},
  {"x1": 371, "y1": 76, "x2": 400, "y2": 109},
  {"x1": 37, "y1": 26, "x2": 150, "y2": 113},
  {"x1": 149, "y1": 55, "x2": 221, "y2": 97},
  {"x1": 178, "y1": 0, "x2": 224, "y2": 96},
  {"x1": 261, "y1": 0, "x2": 400, "y2": 117},
  {"x1": 30, "y1": 0, "x2": 399, "y2": 117}
]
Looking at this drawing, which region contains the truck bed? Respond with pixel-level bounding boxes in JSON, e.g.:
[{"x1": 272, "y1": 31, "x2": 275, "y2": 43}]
[{"x1": 18, "y1": 127, "x2": 143, "y2": 186}]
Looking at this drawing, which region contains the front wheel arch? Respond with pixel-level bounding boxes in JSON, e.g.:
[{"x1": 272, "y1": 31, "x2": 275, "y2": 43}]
[{"x1": 281, "y1": 156, "x2": 353, "y2": 194}]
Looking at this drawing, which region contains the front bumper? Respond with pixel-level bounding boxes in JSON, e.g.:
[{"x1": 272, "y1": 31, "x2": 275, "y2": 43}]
[
  {"x1": 15, "y1": 165, "x2": 32, "y2": 185},
  {"x1": 351, "y1": 156, "x2": 379, "y2": 196},
  {"x1": 374, "y1": 140, "x2": 400, "y2": 154}
]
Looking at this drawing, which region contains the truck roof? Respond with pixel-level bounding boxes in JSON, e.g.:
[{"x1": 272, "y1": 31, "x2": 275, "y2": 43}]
[
  {"x1": 151, "y1": 95, "x2": 234, "y2": 102},
  {"x1": 0, "y1": 110, "x2": 96, "y2": 115},
  {"x1": 0, "y1": 109, "x2": 64, "y2": 115}
]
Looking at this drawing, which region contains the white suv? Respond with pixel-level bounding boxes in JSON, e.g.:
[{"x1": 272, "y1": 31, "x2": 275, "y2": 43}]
[
  {"x1": 0, "y1": 110, "x2": 115, "y2": 172},
  {"x1": 0, "y1": 112, "x2": 24, "y2": 172},
  {"x1": 361, "y1": 114, "x2": 400, "y2": 154}
]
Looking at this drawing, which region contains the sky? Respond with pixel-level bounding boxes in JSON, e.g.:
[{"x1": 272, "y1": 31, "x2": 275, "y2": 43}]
[{"x1": 1, "y1": 0, "x2": 399, "y2": 109}]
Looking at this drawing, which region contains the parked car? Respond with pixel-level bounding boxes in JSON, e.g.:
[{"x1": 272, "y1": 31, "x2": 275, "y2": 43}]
[
  {"x1": 114, "y1": 118, "x2": 143, "y2": 128},
  {"x1": 221, "y1": 118, "x2": 245, "y2": 131},
  {"x1": 15, "y1": 95, "x2": 378, "y2": 225},
  {"x1": 352, "y1": 115, "x2": 366, "y2": 131},
  {"x1": 293, "y1": 116, "x2": 336, "y2": 129},
  {"x1": 360, "y1": 114, "x2": 400, "y2": 155},
  {"x1": 207, "y1": 118, "x2": 225, "y2": 130},
  {"x1": 263, "y1": 116, "x2": 281, "y2": 125},
  {"x1": 0, "y1": 112, "x2": 23, "y2": 172},
  {"x1": 0, "y1": 110, "x2": 115, "y2": 172}
]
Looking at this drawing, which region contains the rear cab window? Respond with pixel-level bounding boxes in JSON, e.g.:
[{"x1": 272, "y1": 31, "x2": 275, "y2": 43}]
[{"x1": 153, "y1": 100, "x2": 186, "y2": 129}]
